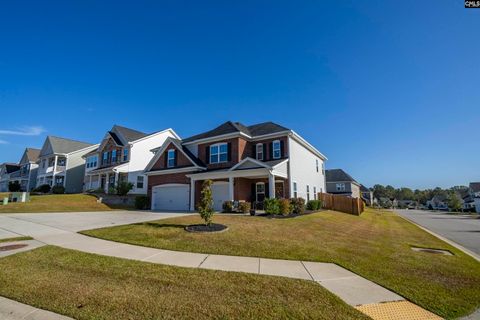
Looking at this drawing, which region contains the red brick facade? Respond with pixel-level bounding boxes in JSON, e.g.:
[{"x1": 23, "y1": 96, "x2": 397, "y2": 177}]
[{"x1": 151, "y1": 142, "x2": 194, "y2": 170}]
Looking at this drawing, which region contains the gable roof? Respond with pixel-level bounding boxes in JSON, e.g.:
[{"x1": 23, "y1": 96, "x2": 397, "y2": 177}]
[
  {"x1": 326, "y1": 169, "x2": 359, "y2": 184},
  {"x1": 469, "y1": 182, "x2": 480, "y2": 193},
  {"x1": 112, "y1": 125, "x2": 148, "y2": 142},
  {"x1": 20, "y1": 148, "x2": 40, "y2": 164},
  {"x1": 182, "y1": 121, "x2": 290, "y2": 143},
  {"x1": 39, "y1": 136, "x2": 94, "y2": 157},
  {"x1": 360, "y1": 184, "x2": 370, "y2": 192}
]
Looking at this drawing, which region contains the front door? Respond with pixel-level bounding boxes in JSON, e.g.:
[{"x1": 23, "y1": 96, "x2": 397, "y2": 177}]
[
  {"x1": 100, "y1": 175, "x2": 106, "y2": 189},
  {"x1": 256, "y1": 182, "x2": 265, "y2": 202}
]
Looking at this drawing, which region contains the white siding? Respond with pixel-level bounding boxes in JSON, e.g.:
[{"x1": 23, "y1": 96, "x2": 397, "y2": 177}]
[
  {"x1": 126, "y1": 130, "x2": 176, "y2": 194},
  {"x1": 288, "y1": 137, "x2": 325, "y2": 200}
]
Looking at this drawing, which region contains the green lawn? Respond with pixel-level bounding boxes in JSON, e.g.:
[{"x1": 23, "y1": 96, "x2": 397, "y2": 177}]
[
  {"x1": 0, "y1": 246, "x2": 366, "y2": 320},
  {"x1": 0, "y1": 194, "x2": 119, "y2": 213},
  {"x1": 82, "y1": 208, "x2": 480, "y2": 319},
  {"x1": 0, "y1": 236, "x2": 33, "y2": 243}
]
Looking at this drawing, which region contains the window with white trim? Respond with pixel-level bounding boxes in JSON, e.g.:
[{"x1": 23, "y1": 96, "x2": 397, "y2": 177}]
[
  {"x1": 210, "y1": 143, "x2": 228, "y2": 164},
  {"x1": 123, "y1": 149, "x2": 129, "y2": 161},
  {"x1": 256, "y1": 143, "x2": 263, "y2": 160},
  {"x1": 136, "y1": 176, "x2": 144, "y2": 189},
  {"x1": 272, "y1": 140, "x2": 281, "y2": 159},
  {"x1": 306, "y1": 185, "x2": 310, "y2": 201},
  {"x1": 314, "y1": 187, "x2": 317, "y2": 200},
  {"x1": 86, "y1": 155, "x2": 98, "y2": 168},
  {"x1": 111, "y1": 150, "x2": 117, "y2": 163},
  {"x1": 336, "y1": 183, "x2": 346, "y2": 191},
  {"x1": 322, "y1": 163, "x2": 325, "y2": 175},
  {"x1": 293, "y1": 182, "x2": 298, "y2": 198},
  {"x1": 316, "y1": 159, "x2": 319, "y2": 172},
  {"x1": 167, "y1": 149, "x2": 175, "y2": 168},
  {"x1": 102, "y1": 152, "x2": 109, "y2": 165}
]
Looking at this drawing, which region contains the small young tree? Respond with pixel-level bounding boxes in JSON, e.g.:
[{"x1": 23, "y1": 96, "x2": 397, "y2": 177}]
[
  {"x1": 198, "y1": 180, "x2": 214, "y2": 225},
  {"x1": 116, "y1": 181, "x2": 134, "y2": 196},
  {"x1": 8, "y1": 181, "x2": 22, "y2": 192},
  {"x1": 448, "y1": 193, "x2": 462, "y2": 212}
]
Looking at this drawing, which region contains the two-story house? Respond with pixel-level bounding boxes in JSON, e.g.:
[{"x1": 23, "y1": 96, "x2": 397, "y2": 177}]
[
  {"x1": 469, "y1": 182, "x2": 480, "y2": 213},
  {"x1": 144, "y1": 121, "x2": 327, "y2": 211},
  {"x1": 325, "y1": 169, "x2": 361, "y2": 198},
  {"x1": 8, "y1": 148, "x2": 40, "y2": 191},
  {"x1": 36, "y1": 136, "x2": 97, "y2": 193},
  {"x1": 0, "y1": 163, "x2": 20, "y2": 192},
  {"x1": 83, "y1": 125, "x2": 178, "y2": 194}
]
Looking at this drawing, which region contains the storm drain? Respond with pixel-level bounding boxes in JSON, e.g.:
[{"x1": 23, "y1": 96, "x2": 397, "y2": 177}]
[
  {"x1": 0, "y1": 244, "x2": 28, "y2": 251},
  {"x1": 411, "y1": 247, "x2": 453, "y2": 256}
]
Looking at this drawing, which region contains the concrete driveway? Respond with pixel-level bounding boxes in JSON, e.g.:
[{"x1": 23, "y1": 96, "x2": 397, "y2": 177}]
[
  {"x1": 0, "y1": 211, "x2": 189, "y2": 239},
  {"x1": 396, "y1": 209, "x2": 480, "y2": 257}
]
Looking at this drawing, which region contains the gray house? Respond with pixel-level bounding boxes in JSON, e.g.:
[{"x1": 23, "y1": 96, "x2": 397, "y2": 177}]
[
  {"x1": 36, "y1": 136, "x2": 98, "y2": 193},
  {"x1": 0, "y1": 163, "x2": 20, "y2": 192},
  {"x1": 8, "y1": 148, "x2": 41, "y2": 191},
  {"x1": 360, "y1": 184, "x2": 375, "y2": 205},
  {"x1": 325, "y1": 169, "x2": 361, "y2": 198}
]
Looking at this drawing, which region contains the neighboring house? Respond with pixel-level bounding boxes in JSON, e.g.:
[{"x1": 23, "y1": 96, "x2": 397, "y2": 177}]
[
  {"x1": 0, "y1": 163, "x2": 20, "y2": 192},
  {"x1": 8, "y1": 148, "x2": 40, "y2": 191},
  {"x1": 426, "y1": 195, "x2": 448, "y2": 210},
  {"x1": 360, "y1": 184, "x2": 374, "y2": 205},
  {"x1": 325, "y1": 169, "x2": 361, "y2": 198},
  {"x1": 397, "y1": 200, "x2": 417, "y2": 209},
  {"x1": 469, "y1": 182, "x2": 480, "y2": 213},
  {"x1": 144, "y1": 121, "x2": 327, "y2": 211},
  {"x1": 83, "y1": 125, "x2": 178, "y2": 194},
  {"x1": 36, "y1": 136, "x2": 98, "y2": 193}
]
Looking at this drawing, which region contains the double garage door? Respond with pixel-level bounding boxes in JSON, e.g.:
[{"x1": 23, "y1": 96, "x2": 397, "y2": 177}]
[{"x1": 151, "y1": 182, "x2": 229, "y2": 212}]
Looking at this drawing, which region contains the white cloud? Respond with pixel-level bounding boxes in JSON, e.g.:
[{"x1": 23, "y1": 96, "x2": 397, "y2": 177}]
[
  {"x1": 0, "y1": 126, "x2": 46, "y2": 136},
  {"x1": 0, "y1": 139, "x2": 8, "y2": 144}
]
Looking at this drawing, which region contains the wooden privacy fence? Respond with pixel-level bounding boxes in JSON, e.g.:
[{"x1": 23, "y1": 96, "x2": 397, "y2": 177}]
[{"x1": 318, "y1": 193, "x2": 364, "y2": 216}]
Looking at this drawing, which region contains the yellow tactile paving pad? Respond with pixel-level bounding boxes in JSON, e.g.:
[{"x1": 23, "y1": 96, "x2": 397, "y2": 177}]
[{"x1": 356, "y1": 301, "x2": 443, "y2": 320}]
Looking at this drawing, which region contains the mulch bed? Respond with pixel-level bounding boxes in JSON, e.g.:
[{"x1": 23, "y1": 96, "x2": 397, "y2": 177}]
[
  {"x1": 185, "y1": 223, "x2": 229, "y2": 233},
  {"x1": 256, "y1": 210, "x2": 324, "y2": 219}
]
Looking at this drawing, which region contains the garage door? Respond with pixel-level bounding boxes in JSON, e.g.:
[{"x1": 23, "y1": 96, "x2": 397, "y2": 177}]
[
  {"x1": 211, "y1": 181, "x2": 229, "y2": 212},
  {"x1": 152, "y1": 184, "x2": 190, "y2": 211}
]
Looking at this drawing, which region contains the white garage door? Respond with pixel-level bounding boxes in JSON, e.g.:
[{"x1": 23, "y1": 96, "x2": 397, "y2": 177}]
[
  {"x1": 152, "y1": 184, "x2": 190, "y2": 211},
  {"x1": 211, "y1": 181, "x2": 229, "y2": 212}
]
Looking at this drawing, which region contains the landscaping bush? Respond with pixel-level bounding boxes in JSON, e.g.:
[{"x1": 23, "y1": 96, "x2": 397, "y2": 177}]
[
  {"x1": 278, "y1": 198, "x2": 291, "y2": 216},
  {"x1": 8, "y1": 181, "x2": 21, "y2": 192},
  {"x1": 222, "y1": 201, "x2": 234, "y2": 213},
  {"x1": 264, "y1": 198, "x2": 280, "y2": 215},
  {"x1": 134, "y1": 196, "x2": 150, "y2": 210},
  {"x1": 116, "y1": 182, "x2": 134, "y2": 196},
  {"x1": 51, "y1": 186, "x2": 65, "y2": 194},
  {"x1": 238, "y1": 201, "x2": 251, "y2": 213},
  {"x1": 198, "y1": 180, "x2": 214, "y2": 225},
  {"x1": 290, "y1": 197, "x2": 306, "y2": 214},
  {"x1": 306, "y1": 200, "x2": 322, "y2": 211},
  {"x1": 34, "y1": 184, "x2": 51, "y2": 194}
]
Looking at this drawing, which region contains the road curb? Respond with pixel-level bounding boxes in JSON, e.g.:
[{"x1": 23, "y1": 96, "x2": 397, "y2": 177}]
[{"x1": 395, "y1": 212, "x2": 480, "y2": 262}]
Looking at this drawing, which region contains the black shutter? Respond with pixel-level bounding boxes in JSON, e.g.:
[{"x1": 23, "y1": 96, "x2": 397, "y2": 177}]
[
  {"x1": 251, "y1": 183, "x2": 256, "y2": 203},
  {"x1": 227, "y1": 142, "x2": 232, "y2": 162},
  {"x1": 265, "y1": 183, "x2": 270, "y2": 198},
  {"x1": 252, "y1": 144, "x2": 256, "y2": 159},
  {"x1": 174, "y1": 150, "x2": 178, "y2": 167},
  {"x1": 263, "y1": 143, "x2": 267, "y2": 160},
  {"x1": 280, "y1": 140, "x2": 285, "y2": 158},
  {"x1": 269, "y1": 142, "x2": 273, "y2": 160},
  {"x1": 164, "y1": 151, "x2": 168, "y2": 168},
  {"x1": 205, "y1": 146, "x2": 210, "y2": 164}
]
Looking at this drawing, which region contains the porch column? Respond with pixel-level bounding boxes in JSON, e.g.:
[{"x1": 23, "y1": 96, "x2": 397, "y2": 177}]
[
  {"x1": 114, "y1": 172, "x2": 119, "y2": 187},
  {"x1": 228, "y1": 177, "x2": 234, "y2": 201},
  {"x1": 105, "y1": 173, "x2": 109, "y2": 193},
  {"x1": 89, "y1": 175, "x2": 92, "y2": 190},
  {"x1": 268, "y1": 172, "x2": 275, "y2": 199},
  {"x1": 189, "y1": 179, "x2": 195, "y2": 211}
]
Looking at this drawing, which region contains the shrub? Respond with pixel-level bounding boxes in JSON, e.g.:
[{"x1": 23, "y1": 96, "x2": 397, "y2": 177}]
[
  {"x1": 8, "y1": 181, "x2": 21, "y2": 192},
  {"x1": 290, "y1": 197, "x2": 306, "y2": 214},
  {"x1": 51, "y1": 186, "x2": 65, "y2": 194},
  {"x1": 198, "y1": 180, "x2": 214, "y2": 225},
  {"x1": 134, "y1": 196, "x2": 150, "y2": 210},
  {"x1": 238, "y1": 201, "x2": 251, "y2": 213},
  {"x1": 116, "y1": 181, "x2": 134, "y2": 196},
  {"x1": 222, "y1": 200, "x2": 234, "y2": 213},
  {"x1": 264, "y1": 198, "x2": 280, "y2": 215},
  {"x1": 306, "y1": 200, "x2": 322, "y2": 211},
  {"x1": 35, "y1": 184, "x2": 51, "y2": 193},
  {"x1": 278, "y1": 198, "x2": 291, "y2": 216}
]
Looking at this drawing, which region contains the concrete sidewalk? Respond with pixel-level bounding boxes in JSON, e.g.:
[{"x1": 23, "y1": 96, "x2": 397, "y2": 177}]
[{"x1": 0, "y1": 296, "x2": 73, "y2": 320}]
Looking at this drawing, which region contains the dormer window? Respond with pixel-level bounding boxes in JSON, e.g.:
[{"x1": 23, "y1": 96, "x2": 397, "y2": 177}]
[
  {"x1": 210, "y1": 143, "x2": 228, "y2": 164},
  {"x1": 167, "y1": 149, "x2": 176, "y2": 168},
  {"x1": 272, "y1": 140, "x2": 281, "y2": 159},
  {"x1": 256, "y1": 143, "x2": 264, "y2": 160}
]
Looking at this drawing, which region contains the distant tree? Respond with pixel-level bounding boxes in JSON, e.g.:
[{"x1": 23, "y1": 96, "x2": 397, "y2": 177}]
[
  {"x1": 395, "y1": 187, "x2": 414, "y2": 200},
  {"x1": 447, "y1": 193, "x2": 462, "y2": 212},
  {"x1": 198, "y1": 180, "x2": 214, "y2": 225},
  {"x1": 385, "y1": 185, "x2": 396, "y2": 199},
  {"x1": 373, "y1": 184, "x2": 387, "y2": 199}
]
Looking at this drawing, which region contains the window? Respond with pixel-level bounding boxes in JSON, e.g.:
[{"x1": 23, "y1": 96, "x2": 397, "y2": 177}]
[
  {"x1": 272, "y1": 140, "x2": 281, "y2": 159},
  {"x1": 167, "y1": 149, "x2": 175, "y2": 168},
  {"x1": 136, "y1": 176, "x2": 144, "y2": 189},
  {"x1": 48, "y1": 158, "x2": 55, "y2": 167},
  {"x1": 256, "y1": 144, "x2": 263, "y2": 160},
  {"x1": 123, "y1": 149, "x2": 128, "y2": 161},
  {"x1": 314, "y1": 187, "x2": 317, "y2": 200},
  {"x1": 102, "y1": 152, "x2": 109, "y2": 165},
  {"x1": 293, "y1": 182, "x2": 298, "y2": 198},
  {"x1": 111, "y1": 150, "x2": 117, "y2": 163},
  {"x1": 307, "y1": 185, "x2": 310, "y2": 201},
  {"x1": 316, "y1": 159, "x2": 319, "y2": 172},
  {"x1": 336, "y1": 183, "x2": 346, "y2": 192},
  {"x1": 210, "y1": 143, "x2": 228, "y2": 164},
  {"x1": 322, "y1": 163, "x2": 325, "y2": 175},
  {"x1": 256, "y1": 182, "x2": 265, "y2": 202},
  {"x1": 42, "y1": 159, "x2": 46, "y2": 168},
  {"x1": 86, "y1": 156, "x2": 98, "y2": 168},
  {"x1": 57, "y1": 157, "x2": 66, "y2": 166}
]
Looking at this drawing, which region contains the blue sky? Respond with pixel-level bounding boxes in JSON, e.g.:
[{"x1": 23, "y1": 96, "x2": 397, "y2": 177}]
[{"x1": 0, "y1": 1, "x2": 478, "y2": 189}]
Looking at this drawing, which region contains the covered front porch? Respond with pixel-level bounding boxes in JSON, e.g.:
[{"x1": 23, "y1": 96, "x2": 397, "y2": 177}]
[
  {"x1": 187, "y1": 158, "x2": 289, "y2": 211},
  {"x1": 85, "y1": 164, "x2": 128, "y2": 193}
]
